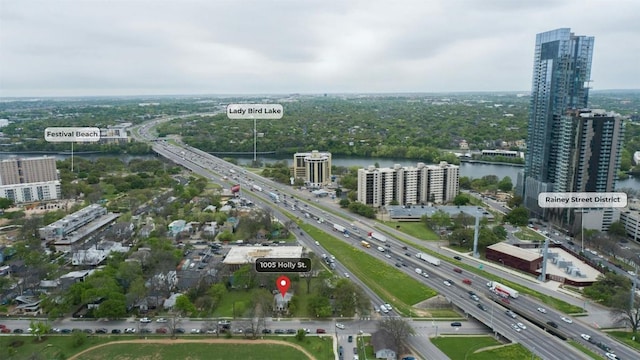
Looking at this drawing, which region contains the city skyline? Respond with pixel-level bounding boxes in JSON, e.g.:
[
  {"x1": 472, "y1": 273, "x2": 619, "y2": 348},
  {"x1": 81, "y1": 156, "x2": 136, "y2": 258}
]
[{"x1": 1, "y1": 0, "x2": 639, "y2": 97}]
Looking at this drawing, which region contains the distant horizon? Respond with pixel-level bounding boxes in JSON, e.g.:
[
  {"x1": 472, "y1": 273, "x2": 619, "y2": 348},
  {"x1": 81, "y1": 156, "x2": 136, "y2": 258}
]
[{"x1": 1, "y1": 88, "x2": 639, "y2": 101}]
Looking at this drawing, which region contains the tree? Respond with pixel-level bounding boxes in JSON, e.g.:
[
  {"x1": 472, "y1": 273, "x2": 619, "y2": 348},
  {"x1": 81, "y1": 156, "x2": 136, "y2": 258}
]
[
  {"x1": 0, "y1": 197, "x2": 13, "y2": 209},
  {"x1": 295, "y1": 329, "x2": 307, "y2": 341},
  {"x1": 608, "y1": 221, "x2": 627, "y2": 238},
  {"x1": 507, "y1": 195, "x2": 522, "y2": 208},
  {"x1": 378, "y1": 318, "x2": 415, "y2": 355},
  {"x1": 339, "y1": 198, "x2": 350, "y2": 208},
  {"x1": 29, "y1": 320, "x2": 51, "y2": 341},
  {"x1": 175, "y1": 294, "x2": 197, "y2": 316},
  {"x1": 453, "y1": 194, "x2": 471, "y2": 206},
  {"x1": 504, "y1": 206, "x2": 529, "y2": 226},
  {"x1": 610, "y1": 292, "x2": 640, "y2": 333},
  {"x1": 430, "y1": 210, "x2": 451, "y2": 231},
  {"x1": 498, "y1": 176, "x2": 513, "y2": 192}
]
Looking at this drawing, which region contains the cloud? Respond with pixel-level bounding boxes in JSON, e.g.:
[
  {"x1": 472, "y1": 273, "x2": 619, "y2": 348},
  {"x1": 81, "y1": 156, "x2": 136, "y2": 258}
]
[{"x1": 0, "y1": 0, "x2": 638, "y2": 96}]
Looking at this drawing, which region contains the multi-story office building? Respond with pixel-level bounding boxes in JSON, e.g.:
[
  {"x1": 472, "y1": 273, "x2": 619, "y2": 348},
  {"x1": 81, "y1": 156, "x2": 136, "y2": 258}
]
[
  {"x1": 357, "y1": 162, "x2": 459, "y2": 207},
  {"x1": 292, "y1": 150, "x2": 331, "y2": 188},
  {"x1": 0, "y1": 157, "x2": 58, "y2": 185},
  {"x1": 519, "y1": 28, "x2": 594, "y2": 219}
]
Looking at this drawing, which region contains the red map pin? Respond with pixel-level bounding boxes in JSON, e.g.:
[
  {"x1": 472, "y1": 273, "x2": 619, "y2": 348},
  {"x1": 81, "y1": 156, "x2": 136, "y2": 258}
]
[{"x1": 276, "y1": 275, "x2": 291, "y2": 299}]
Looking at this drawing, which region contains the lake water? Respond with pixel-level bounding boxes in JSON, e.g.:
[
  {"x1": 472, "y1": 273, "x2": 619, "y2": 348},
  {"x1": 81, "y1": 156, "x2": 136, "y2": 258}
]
[
  {"x1": 229, "y1": 155, "x2": 640, "y2": 191},
  {"x1": 2, "y1": 152, "x2": 638, "y2": 191}
]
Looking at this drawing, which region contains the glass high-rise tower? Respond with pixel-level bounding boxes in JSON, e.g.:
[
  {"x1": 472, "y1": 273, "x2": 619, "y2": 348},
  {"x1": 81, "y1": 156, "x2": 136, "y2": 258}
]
[{"x1": 519, "y1": 28, "x2": 595, "y2": 219}]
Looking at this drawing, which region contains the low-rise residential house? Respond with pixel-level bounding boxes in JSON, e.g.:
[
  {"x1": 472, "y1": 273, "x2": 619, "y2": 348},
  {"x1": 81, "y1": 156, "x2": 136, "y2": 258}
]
[{"x1": 372, "y1": 329, "x2": 397, "y2": 360}]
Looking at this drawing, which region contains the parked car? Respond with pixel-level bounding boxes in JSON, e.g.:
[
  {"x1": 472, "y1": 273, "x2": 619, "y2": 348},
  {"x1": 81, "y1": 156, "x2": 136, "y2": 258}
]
[
  {"x1": 156, "y1": 318, "x2": 168, "y2": 323},
  {"x1": 140, "y1": 328, "x2": 152, "y2": 334},
  {"x1": 95, "y1": 328, "x2": 108, "y2": 334},
  {"x1": 124, "y1": 328, "x2": 136, "y2": 334},
  {"x1": 274, "y1": 329, "x2": 285, "y2": 334},
  {"x1": 175, "y1": 328, "x2": 186, "y2": 334},
  {"x1": 156, "y1": 328, "x2": 167, "y2": 334},
  {"x1": 111, "y1": 329, "x2": 122, "y2": 334},
  {"x1": 139, "y1": 317, "x2": 152, "y2": 323},
  {"x1": 13, "y1": 329, "x2": 24, "y2": 334},
  {"x1": 316, "y1": 328, "x2": 326, "y2": 334},
  {"x1": 261, "y1": 329, "x2": 272, "y2": 334},
  {"x1": 286, "y1": 329, "x2": 296, "y2": 334}
]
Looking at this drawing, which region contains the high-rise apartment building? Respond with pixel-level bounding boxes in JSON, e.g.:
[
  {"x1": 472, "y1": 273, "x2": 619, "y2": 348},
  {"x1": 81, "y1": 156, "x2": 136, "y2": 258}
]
[
  {"x1": 357, "y1": 162, "x2": 459, "y2": 207},
  {"x1": 292, "y1": 150, "x2": 332, "y2": 188},
  {"x1": 0, "y1": 157, "x2": 58, "y2": 185},
  {"x1": 519, "y1": 28, "x2": 594, "y2": 219},
  {"x1": 566, "y1": 109, "x2": 624, "y2": 232},
  {"x1": 518, "y1": 29, "x2": 624, "y2": 233},
  {"x1": 0, "y1": 157, "x2": 60, "y2": 203}
]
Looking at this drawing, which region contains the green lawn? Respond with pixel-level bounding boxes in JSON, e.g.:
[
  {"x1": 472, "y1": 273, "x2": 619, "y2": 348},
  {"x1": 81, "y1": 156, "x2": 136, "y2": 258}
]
[
  {"x1": 302, "y1": 224, "x2": 438, "y2": 316},
  {"x1": 380, "y1": 221, "x2": 439, "y2": 241},
  {"x1": 0, "y1": 335, "x2": 334, "y2": 360},
  {"x1": 606, "y1": 330, "x2": 640, "y2": 351},
  {"x1": 513, "y1": 227, "x2": 545, "y2": 241},
  {"x1": 74, "y1": 341, "x2": 311, "y2": 360},
  {"x1": 432, "y1": 336, "x2": 541, "y2": 360}
]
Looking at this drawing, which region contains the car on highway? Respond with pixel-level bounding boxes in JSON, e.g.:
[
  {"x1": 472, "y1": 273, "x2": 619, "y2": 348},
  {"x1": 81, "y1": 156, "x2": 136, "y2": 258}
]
[
  {"x1": 335, "y1": 323, "x2": 346, "y2": 330},
  {"x1": 605, "y1": 353, "x2": 619, "y2": 360},
  {"x1": 383, "y1": 303, "x2": 393, "y2": 311},
  {"x1": 580, "y1": 334, "x2": 591, "y2": 341},
  {"x1": 315, "y1": 241, "x2": 320, "y2": 246},
  {"x1": 511, "y1": 324, "x2": 521, "y2": 332},
  {"x1": 443, "y1": 280, "x2": 452, "y2": 286},
  {"x1": 505, "y1": 310, "x2": 516, "y2": 319},
  {"x1": 477, "y1": 303, "x2": 487, "y2": 311},
  {"x1": 450, "y1": 322, "x2": 462, "y2": 327},
  {"x1": 516, "y1": 322, "x2": 526, "y2": 330},
  {"x1": 546, "y1": 321, "x2": 558, "y2": 328},
  {"x1": 385, "y1": 254, "x2": 392, "y2": 258},
  {"x1": 453, "y1": 256, "x2": 462, "y2": 260},
  {"x1": 470, "y1": 294, "x2": 480, "y2": 302},
  {"x1": 537, "y1": 307, "x2": 547, "y2": 313},
  {"x1": 561, "y1": 316, "x2": 573, "y2": 324},
  {"x1": 344, "y1": 273, "x2": 350, "y2": 278}
]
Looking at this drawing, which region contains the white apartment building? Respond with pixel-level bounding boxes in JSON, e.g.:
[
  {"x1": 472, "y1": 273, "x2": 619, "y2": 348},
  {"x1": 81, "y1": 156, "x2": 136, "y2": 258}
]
[
  {"x1": 357, "y1": 162, "x2": 459, "y2": 207},
  {"x1": 0, "y1": 181, "x2": 61, "y2": 203}
]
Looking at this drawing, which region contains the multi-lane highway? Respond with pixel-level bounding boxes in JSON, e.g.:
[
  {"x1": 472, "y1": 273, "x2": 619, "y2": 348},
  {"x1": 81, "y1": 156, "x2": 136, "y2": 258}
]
[{"x1": 130, "y1": 118, "x2": 640, "y2": 359}]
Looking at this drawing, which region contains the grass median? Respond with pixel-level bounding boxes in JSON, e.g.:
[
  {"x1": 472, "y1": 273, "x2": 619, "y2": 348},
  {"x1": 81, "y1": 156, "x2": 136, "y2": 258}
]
[
  {"x1": 301, "y1": 224, "x2": 437, "y2": 316},
  {"x1": 432, "y1": 335, "x2": 541, "y2": 360}
]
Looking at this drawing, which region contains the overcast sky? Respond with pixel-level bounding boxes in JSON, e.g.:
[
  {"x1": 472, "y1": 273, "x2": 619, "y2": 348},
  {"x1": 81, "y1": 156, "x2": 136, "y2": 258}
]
[{"x1": 1, "y1": 0, "x2": 638, "y2": 97}]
